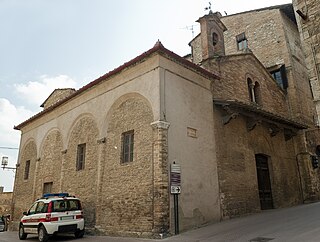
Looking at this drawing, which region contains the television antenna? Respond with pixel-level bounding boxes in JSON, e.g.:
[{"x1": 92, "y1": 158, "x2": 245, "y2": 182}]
[{"x1": 181, "y1": 25, "x2": 197, "y2": 39}]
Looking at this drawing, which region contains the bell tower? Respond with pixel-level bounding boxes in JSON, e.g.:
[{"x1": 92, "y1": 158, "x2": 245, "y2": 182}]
[{"x1": 197, "y1": 11, "x2": 227, "y2": 60}]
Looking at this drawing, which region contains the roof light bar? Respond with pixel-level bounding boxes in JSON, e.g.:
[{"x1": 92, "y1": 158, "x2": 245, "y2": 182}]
[{"x1": 43, "y1": 193, "x2": 69, "y2": 198}]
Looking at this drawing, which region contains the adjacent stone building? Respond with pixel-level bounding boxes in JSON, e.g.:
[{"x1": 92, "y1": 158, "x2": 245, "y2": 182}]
[
  {"x1": 189, "y1": 5, "x2": 318, "y2": 218},
  {"x1": 293, "y1": 0, "x2": 320, "y2": 122},
  {"x1": 0, "y1": 187, "x2": 12, "y2": 217},
  {"x1": 11, "y1": 1, "x2": 320, "y2": 238}
]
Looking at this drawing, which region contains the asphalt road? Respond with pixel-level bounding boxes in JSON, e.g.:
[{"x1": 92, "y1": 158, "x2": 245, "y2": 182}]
[{"x1": 1, "y1": 202, "x2": 320, "y2": 242}]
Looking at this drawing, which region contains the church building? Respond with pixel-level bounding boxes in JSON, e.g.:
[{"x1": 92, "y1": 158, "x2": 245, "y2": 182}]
[{"x1": 11, "y1": 2, "x2": 320, "y2": 238}]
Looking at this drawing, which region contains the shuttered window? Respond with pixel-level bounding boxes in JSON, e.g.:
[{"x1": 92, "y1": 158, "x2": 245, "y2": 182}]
[
  {"x1": 76, "y1": 143, "x2": 86, "y2": 170},
  {"x1": 121, "y1": 130, "x2": 134, "y2": 163},
  {"x1": 236, "y1": 32, "x2": 248, "y2": 50},
  {"x1": 24, "y1": 160, "x2": 30, "y2": 180}
]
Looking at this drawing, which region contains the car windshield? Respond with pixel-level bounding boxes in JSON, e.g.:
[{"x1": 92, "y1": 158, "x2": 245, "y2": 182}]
[{"x1": 52, "y1": 199, "x2": 81, "y2": 212}]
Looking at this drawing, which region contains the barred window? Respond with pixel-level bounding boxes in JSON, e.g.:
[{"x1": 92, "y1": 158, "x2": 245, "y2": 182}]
[
  {"x1": 76, "y1": 143, "x2": 86, "y2": 170},
  {"x1": 121, "y1": 130, "x2": 134, "y2": 163}
]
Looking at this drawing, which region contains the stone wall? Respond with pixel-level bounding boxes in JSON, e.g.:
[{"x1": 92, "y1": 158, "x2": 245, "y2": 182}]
[
  {"x1": 212, "y1": 54, "x2": 289, "y2": 117},
  {"x1": 210, "y1": 52, "x2": 303, "y2": 218},
  {"x1": 13, "y1": 52, "x2": 199, "y2": 237},
  {"x1": 293, "y1": 0, "x2": 320, "y2": 123},
  {"x1": 213, "y1": 108, "x2": 302, "y2": 218},
  {"x1": 97, "y1": 95, "x2": 155, "y2": 237},
  {"x1": 222, "y1": 9, "x2": 287, "y2": 67},
  {"x1": 222, "y1": 7, "x2": 315, "y2": 125},
  {"x1": 64, "y1": 116, "x2": 99, "y2": 229},
  {"x1": 11, "y1": 140, "x2": 37, "y2": 229},
  {"x1": 12, "y1": 96, "x2": 156, "y2": 236},
  {"x1": 300, "y1": 129, "x2": 320, "y2": 201},
  {"x1": 42, "y1": 88, "x2": 76, "y2": 109},
  {"x1": 0, "y1": 190, "x2": 12, "y2": 216}
]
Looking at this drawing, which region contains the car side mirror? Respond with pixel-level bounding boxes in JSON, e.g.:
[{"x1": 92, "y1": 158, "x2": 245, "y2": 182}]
[{"x1": 23, "y1": 212, "x2": 28, "y2": 216}]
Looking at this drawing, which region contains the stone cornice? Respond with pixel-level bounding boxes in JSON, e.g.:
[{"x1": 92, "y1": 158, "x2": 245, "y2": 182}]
[{"x1": 151, "y1": 121, "x2": 170, "y2": 130}]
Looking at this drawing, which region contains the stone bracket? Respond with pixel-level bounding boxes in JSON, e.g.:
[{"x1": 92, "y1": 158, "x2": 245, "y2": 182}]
[
  {"x1": 221, "y1": 105, "x2": 239, "y2": 125},
  {"x1": 222, "y1": 112, "x2": 239, "y2": 125},
  {"x1": 268, "y1": 124, "x2": 280, "y2": 137},
  {"x1": 246, "y1": 117, "x2": 262, "y2": 131},
  {"x1": 284, "y1": 128, "x2": 297, "y2": 141}
]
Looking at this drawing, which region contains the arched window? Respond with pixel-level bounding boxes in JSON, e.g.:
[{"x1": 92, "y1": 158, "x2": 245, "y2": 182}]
[
  {"x1": 254, "y1": 81, "x2": 261, "y2": 105},
  {"x1": 247, "y1": 78, "x2": 262, "y2": 105},
  {"x1": 247, "y1": 78, "x2": 254, "y2": 102},
  {"x1": 212, "y1": 32, "x2": 219, "y2": 46}
]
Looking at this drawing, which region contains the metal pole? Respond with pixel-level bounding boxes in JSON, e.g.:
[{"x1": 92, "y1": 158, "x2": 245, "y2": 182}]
[{"x1": 174, "y1": 194, "x2": 179, "y2": 235}]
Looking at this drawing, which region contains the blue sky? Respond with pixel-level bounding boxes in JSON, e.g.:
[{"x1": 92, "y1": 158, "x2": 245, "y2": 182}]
[{"x1": 0, "y1": 0, "x2": 291, "y2": 192}]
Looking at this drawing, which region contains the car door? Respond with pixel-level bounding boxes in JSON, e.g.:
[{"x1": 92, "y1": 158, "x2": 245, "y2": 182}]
[{"x1": 22, "y1": 202, "x2": 38, "y2": 234}]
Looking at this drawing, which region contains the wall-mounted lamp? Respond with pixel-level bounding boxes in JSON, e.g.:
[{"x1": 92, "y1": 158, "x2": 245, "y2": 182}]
[{"x1": 1, "y1": 156, "x2": 17, "y2": 171}]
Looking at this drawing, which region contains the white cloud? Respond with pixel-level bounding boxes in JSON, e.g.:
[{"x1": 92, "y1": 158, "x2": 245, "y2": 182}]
[
  {"x1": 14, "y1": 75, "x2": 78, "y2": 107},
  {"x1": 0, "y1": 98, "x2": 34, "y2": 146},
  {"x1": 0, "y1": 98, "x2": 34, "y2": 192}
]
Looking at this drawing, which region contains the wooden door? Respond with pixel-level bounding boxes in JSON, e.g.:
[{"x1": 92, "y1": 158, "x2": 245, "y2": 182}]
[{"x1": 255, "y1": 154, "x2": 273, "y2": 210}]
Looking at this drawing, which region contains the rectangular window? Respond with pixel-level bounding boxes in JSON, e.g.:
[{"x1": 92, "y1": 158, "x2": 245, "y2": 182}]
[
  {"x1": 76, "y1": 143, "x2": 86, "y2": 171},
  {"x1": 121, "y1": 130, "x2": 134, "y2": 163},
  {"x1": 43, "y1": 182, "x2": 53, "y2": 194},
  {"x1": 24, "y1": 160, "x2": 30, "y2": 180},
  {"x1": 236, "y1": 32, "x2": 248, "y2": 50},
  {"x1": 270, "y1": 65, "x2": 288, "y2": 89},
  {"x1": 35, "y1": 201, "x2": 48, "y2": 213}
]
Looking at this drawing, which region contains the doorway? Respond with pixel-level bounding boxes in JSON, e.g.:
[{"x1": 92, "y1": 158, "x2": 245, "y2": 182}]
[{"x1": 255, "y1": 154, "x2": 273, "y2": 210}]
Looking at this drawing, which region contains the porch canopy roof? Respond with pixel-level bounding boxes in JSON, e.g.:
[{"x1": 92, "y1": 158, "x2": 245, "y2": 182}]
[{"x1": 213, "y1": 99, "x2": 308, "y2": 130}]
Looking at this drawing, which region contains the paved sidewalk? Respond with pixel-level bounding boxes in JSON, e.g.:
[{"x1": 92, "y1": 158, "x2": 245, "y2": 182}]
[
  {"x1": 1, "y1": 202, "x2": 320, "y2": 241},
  {"x1": 162, "y1": 202, "x2": 320, "y2": 242}
]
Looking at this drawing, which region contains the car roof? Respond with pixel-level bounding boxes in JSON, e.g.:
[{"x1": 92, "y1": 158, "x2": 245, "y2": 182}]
[{"x1": 36, "y1": 193, "x2": 79, "y2": 202}]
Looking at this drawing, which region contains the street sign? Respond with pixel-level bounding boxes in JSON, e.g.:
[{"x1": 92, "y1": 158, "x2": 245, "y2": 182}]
[
  {"x1": 170, "y1": 163, "x2": 181, "y2": 187},
  {"x1": 171, "y1": 186, "x2": 181, "y2": 194}
]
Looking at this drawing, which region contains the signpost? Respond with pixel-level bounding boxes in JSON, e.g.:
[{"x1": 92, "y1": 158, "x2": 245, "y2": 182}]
[{"x1": 170, "y1": 162, "x2": 181, "y2": 235}]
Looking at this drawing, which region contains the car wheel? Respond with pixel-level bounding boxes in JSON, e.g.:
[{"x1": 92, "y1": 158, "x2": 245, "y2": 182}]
[
  {"x1": 19, "y1": 224, "x2": 27, "y2": 240},
  {"x1": 38, "y1": 225, "x2": 49, "y2": 242},
  {"x1": 75, "y1": 229, "x2": 85, "y2": 238}
]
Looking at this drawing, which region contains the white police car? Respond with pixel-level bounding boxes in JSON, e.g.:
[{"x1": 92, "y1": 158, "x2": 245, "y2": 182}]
[{"x1": 19, "y1": 193, "x2": 85, "y2": 242}]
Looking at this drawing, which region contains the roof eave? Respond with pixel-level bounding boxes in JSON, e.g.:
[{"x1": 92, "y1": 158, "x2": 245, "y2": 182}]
[{"x1": 14, "y1": 41, "x2": 220, "y2": 130}]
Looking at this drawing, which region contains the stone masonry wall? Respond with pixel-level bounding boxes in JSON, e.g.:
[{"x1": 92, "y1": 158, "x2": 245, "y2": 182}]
[
  {"x1": 213, "y1": 54, "x2": 289, "y2": 117},
  {"x1": 189, "y1": 34, "x2": 201, "y2": 64},
  {"x1": 214, "y1": 107, "x2": 302, "y2": 218},
  {"x1": 11, "y1": 141, "x2": 37, "y2": 229},
  {"x1": 293, "y1": 0, "x2": 320, "y2": 123},
  {"x1": 0, "y1": 191, "x2": 12, "y2": 215},
  {"x1": 222, "y1": 8, "x2": 315, "y2": 125},
  {"x1": 97, "y1": 95, "x2": 155, "y2": 237},
  {"x1": 64, "y1": 116, "x2": 99, "y2": 229},
  {"x1": 43, "y1": 89, "x2": 76, "y2": 109},
  {"x1": 34, "y1": 130, "x2": 63, "y2": 197}
]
